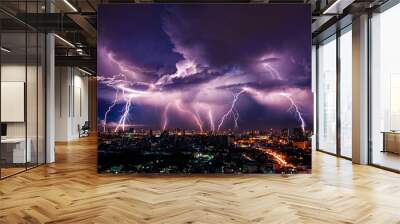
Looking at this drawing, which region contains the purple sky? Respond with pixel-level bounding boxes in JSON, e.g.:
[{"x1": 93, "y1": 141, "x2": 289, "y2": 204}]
[{"x1": 97, "y1": 4, "x2": 313, "y2": 132}]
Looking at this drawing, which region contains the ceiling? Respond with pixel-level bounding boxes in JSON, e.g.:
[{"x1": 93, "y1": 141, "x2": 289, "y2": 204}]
[{"x1": 0, "y1": 0, "x2": 387, "y2": 73}]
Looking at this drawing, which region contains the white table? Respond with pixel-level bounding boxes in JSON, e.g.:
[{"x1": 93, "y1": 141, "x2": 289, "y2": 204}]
[{"x1": 1, "y1": 138, "x2": 31, "y2": 163}]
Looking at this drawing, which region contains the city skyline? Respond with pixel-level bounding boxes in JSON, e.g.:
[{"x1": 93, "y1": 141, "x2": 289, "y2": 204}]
[
  {"x1": 98, "y1": 130, "x2": 312, "y2": 174},
  {"x1": 97, "y1": 4, "x2": 312, "y2": 133}
]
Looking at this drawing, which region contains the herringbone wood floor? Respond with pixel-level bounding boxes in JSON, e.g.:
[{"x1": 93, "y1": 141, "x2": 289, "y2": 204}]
[{"x1": 1, "y1": 136, "x2": 400, "y2": 224}]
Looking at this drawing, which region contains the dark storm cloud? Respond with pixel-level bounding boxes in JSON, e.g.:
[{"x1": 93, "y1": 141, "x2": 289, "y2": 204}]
[
  {"x1": 97, "y1": 4, "x2": 313, "y2": 131},
  {"x1": 98, "y1": 4, "x2": 311, "y2": 80},
  {"x1": 162, "y1": 70, "x2": 223, "y2": 90},
  {"x1": 98, "y1": 4, "x2": 183, "y2": 78},
  {"x1": 215, "y1": 80, "x2": 310, "y2": 96},
  {"x1": 162, "y1": 4, "x2": 310, "y2": 69}
]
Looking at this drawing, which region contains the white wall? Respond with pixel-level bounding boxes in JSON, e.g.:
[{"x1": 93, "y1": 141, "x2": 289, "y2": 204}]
[
  {"x1": 72, "y1": 73, "x2": 89, "y2": 138},
  {"x1": 55, "y1": 67, "x2": 70, "y2": 141},
  {"x1": 55, "y1": 67, "x2": 89, "y2": 141}
]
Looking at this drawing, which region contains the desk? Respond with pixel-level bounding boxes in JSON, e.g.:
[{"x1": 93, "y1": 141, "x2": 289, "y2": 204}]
[
  {"x1": 382, "y1": 131, "x2": 400, "y2": 154},
  {"x1": 1, "y1": 138, "x2": 31, "y2": 163}
]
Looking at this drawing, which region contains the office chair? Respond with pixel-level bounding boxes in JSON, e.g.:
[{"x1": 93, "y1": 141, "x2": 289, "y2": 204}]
[{"x1": 79, "y1": 121, "x2": 90, "y2": 138}]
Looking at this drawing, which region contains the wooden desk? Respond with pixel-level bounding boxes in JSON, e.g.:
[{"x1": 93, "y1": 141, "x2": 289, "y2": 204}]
[
  {"x1": 1, "y1": 138, "x2": 31, "y2": 163},
  {"x1": 382, "y1": 131, "x2": 400, "y2": 154}
]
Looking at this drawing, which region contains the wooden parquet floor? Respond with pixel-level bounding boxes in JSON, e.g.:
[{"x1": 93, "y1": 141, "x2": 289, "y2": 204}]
[{"x1": 1, "y1": 136, "x2": 400, "y2": 224}]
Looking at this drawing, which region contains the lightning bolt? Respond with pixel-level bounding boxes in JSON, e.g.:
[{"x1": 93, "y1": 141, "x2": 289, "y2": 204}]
[
  {"x1": 103, "y1": 88, "x2": 119, "y2": 132},
  {"x1": 194, "y1": 109, "x2": 203, "y2": 133},
  {"x1": 162, "y1": 103, "x2": 171, "y2": 130},
  {"x1": 114, "y1": 89, "x2": 133, "y2": 132},
  {"x1": 175, "y1": 100, "x2": 203, "y2": 132},
  {"x1": 99, "y1": 75, "x2": 154, "y2": 132},
  {"x1": 279, "y1": 93, "x2": 306, "y2": 133},
  {"x1": 233, "y1": 109, "x2": 240, "y2": 129},
  {"x1": 263, "y1": 63, "x2": 282, "y2": 80},
  {"x1": 208, "y1": 108, "x2": 215, "y2": 132},
  {"x1": 217, "y1": 89, "x2": 246, "y2": 131}
]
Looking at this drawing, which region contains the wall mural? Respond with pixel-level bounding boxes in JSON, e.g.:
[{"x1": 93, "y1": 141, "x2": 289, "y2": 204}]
[{"x1": 97, "y1": 4, "x2": 313, "y2": 174}]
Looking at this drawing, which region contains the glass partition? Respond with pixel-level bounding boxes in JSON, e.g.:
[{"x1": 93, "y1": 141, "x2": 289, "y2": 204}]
[
  {"x1": 0, "y1": 1, "x2": 46, "y2": 179},
  {"x1": 27, "y1": 30, "x2": 38, "y2": 169},
  {"x1": 1, "y1": 31, "x2": 28, "y2": 177}
]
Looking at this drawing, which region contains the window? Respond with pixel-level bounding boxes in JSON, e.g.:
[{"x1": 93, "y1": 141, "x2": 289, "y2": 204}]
[
  {"x1": 316, "y1": 25, "x2": 353, "y2": 159},
  {"x1": 339, "y1": 28, "x2": 352, "y2": 158},
  {"x1": 370, "y1": 3, "x2": 400, "y2": 171},
  {"x1": 317, "y1": 35, "x2": 337, "y2": 154}
]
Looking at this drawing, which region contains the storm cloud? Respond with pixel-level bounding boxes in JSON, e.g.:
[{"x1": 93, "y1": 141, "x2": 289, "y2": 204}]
[{"x1": 97, "y1": 4, "x2": 313, "y2": 131}]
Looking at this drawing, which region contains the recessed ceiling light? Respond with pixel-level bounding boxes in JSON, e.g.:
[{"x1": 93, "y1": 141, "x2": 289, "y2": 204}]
[
  {"x1": 54, "y1": 34, "x2": 75, "y2": 48},
  {"x1": 78, "y1": 67, "x2": 93, "y2": 76},
  {"x1": 63, "y1": 0, "x2": 78, "y2": 12},
  {"x1": 322, "y1": 0, "x2": 354, "y2": 15}
]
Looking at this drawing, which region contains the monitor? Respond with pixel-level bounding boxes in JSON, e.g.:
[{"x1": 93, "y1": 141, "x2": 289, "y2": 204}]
[{"x1": 1, "y1": 123, "x2": 7, "y2": 137}]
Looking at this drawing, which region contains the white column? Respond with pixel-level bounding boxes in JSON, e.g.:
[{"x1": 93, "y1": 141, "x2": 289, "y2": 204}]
[
  {"x1": 352, "y1": 14, "x2": 369, "y2": 164},
  {"x1": 312, "y1": 45, "x2": 317, "y2": 151},
  {"x1": 45, "y1": 0, "x2": 56, "y2": 163},
  {"x1": 46, "y1": 32, "x2": 55, "y2": 163}
]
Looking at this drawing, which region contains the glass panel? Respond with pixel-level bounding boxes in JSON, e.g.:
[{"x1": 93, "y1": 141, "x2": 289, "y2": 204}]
[
  {"x1": 1, "y1": 30, "x2": 28, "y2": 177},
  {"x1": 27, "y1": 30, "x2": 38, "y2": 169},
  {"x1": 371, "y1": 4, "x2": 400, "y2": 171},
  {"x1": 317, "y1": 36, "x2": 337, "y2": 154},
  {"x1": 25, "y1": 0, "x2": 39, "y2": 169},
  {"x1": 339, "y1": 29, "x2": 352, "y2": 158},
  {"x1": 0, "y1": 1, "x2": 46, "y2": 178}
]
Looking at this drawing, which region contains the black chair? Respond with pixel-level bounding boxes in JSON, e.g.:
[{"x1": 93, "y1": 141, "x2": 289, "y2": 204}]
[{"x1": 79, "y1": 121, "x2": 90, "y2": 138}]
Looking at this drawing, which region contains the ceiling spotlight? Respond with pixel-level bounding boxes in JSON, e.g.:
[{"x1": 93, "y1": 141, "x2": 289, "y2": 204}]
[
  {"x1": 54, "y1": 34, "x2": 75, "y2": 48},
  {"x1": 63, "y1": 0, "x2": 78, "y2": 12},
  {"x1": 1, "y1": 47, "x2": 11, "y2": 53}
]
